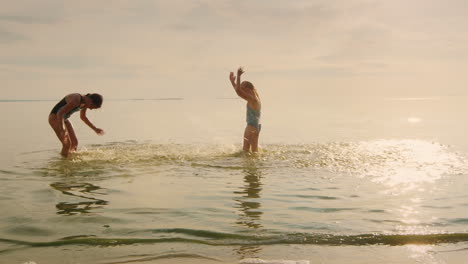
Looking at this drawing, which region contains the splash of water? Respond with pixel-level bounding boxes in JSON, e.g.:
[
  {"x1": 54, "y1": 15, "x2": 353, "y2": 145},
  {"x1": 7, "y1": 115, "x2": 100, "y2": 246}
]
[{"x1": 33, "y1": 140, "x2": 467, "y2": 190}]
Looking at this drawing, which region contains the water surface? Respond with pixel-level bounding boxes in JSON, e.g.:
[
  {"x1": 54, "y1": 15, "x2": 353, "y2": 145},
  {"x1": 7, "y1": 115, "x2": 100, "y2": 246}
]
[{"x1": 1, "y1": 97, "x2": 468, "y2": 264}]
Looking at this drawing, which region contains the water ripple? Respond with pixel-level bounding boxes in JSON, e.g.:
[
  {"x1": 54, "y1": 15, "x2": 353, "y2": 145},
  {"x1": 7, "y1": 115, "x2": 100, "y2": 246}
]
[{"x1": 1, "y1": 231, "x2": 468, "y2": 247}]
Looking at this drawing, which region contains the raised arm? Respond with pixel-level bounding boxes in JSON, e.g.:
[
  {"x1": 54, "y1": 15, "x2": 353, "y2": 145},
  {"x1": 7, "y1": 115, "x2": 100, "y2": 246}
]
[
  {"x1": 235, "y1": 67, "x2": 244, "y2": 92},
  {"x1": 229, "y1": 72, "x2": 236, "y2": 88},
  {"x1": 80, "y1": 108, "x2": 104, "y2": 135},
  {"x1": 229, "y1": 67, "x2": 251, "y2": 101}
]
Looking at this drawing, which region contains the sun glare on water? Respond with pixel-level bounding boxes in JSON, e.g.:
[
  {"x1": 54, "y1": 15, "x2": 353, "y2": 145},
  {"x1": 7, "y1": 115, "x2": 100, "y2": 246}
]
[{"x1": 355, "y1": 139, "x2": 465, "y2": 192}]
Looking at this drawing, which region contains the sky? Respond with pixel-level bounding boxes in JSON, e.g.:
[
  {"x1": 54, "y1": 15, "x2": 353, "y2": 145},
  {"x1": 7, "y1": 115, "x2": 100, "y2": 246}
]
[{"x1": 1, "y1": 0, "x2": 467, "y2": 100}]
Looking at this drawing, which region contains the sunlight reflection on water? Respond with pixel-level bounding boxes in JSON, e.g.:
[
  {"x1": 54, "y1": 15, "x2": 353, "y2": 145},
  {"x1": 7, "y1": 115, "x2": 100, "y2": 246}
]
[
  {"x1": 355, "y1": 139, "x2": 465, "y2": 192},
  {"x1": 406, "y1": 245, "x2": 439, "y2": 264}
]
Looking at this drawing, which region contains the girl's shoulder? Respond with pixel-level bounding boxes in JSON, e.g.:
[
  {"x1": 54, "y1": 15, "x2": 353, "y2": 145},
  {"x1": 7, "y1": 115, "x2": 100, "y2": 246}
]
[{"x1": 64, "y1": 93, "x2": 82, "y2": 104}]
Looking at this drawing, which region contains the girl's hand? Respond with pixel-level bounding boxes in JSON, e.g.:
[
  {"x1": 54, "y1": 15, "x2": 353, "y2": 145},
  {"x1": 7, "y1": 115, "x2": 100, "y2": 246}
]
[
  {"x1": 94, "y1": 128, "x2": 105, "y2": 135},
  {"x1": 237, "y1": 67, "x2": 244, "y2": 76},
  {"x1": 229, "y1": 72, "x2": 236, "y2": 83}
]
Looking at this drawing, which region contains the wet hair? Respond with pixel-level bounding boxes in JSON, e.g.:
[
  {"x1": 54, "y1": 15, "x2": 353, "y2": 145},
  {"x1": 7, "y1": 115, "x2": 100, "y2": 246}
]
[
  {"x1": 241, "y1": 81, "x2": 255, "y2": 90},
  {"x1": 86, "y1": 93, "x2": 103, "y2": 108}
]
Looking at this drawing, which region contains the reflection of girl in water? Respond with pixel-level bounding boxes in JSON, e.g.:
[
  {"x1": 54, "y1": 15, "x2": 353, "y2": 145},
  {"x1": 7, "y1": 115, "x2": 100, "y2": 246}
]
[
  {"x1": 50, "y1": 182, "x2": 108, "y2": 215},
  {"x1": 48, "y1": 93, "x2": 104, "y2": 157},
  {"x1": 235, "y1": 170, "x2": 263, "y2": 229},
  {"x1": 229, "y1": 67, "x2": 262, "y2": 153},
  {"x1": 234, "y1": 165, "x2": 264, "y2": 258}
]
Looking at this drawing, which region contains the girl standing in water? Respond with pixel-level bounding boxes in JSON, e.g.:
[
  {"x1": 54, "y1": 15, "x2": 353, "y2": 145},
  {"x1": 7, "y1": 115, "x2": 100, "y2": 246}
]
[
  {"x1": 48, "y1": 93, "x2": 104, "y2": 157},
  {"x1": 229, "y1": 67, "x2": 261, "y2": 153}
]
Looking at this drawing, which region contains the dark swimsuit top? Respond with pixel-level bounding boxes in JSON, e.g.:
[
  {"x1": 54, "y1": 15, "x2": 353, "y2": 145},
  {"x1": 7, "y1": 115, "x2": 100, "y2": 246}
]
[{"x1": 50, "y1": 95, "x2": 83, "y2": 119}]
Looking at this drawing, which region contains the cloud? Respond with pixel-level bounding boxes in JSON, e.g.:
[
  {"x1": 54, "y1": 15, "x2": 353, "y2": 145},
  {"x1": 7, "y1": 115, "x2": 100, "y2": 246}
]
[
  {"x1": 0, "y1": 14, "x2": 60, "y2": 24},
  {"x1": 0, "y1": 55, "x2": 102, "y2": 69},
  {"x1": 0, "y1": 0, "x2": 467, "y2": 99},
  {"x1": 0, "y1": 29, "x2": 28, "y2": 43}
]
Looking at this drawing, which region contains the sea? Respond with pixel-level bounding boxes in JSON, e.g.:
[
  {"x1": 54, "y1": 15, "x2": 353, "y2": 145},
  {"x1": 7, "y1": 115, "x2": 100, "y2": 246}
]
[{"x1": 0, "y1": 95, "x2": 467, "y2": 264}]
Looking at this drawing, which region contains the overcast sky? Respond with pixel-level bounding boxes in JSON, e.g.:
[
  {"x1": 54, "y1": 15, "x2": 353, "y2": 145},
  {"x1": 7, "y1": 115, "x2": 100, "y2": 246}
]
[{"x1": 1, "y1": 0, "x2": 467, "y2": 100}]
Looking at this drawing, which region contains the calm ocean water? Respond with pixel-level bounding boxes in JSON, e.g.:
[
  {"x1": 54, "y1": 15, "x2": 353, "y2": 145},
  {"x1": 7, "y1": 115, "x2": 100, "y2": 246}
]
[{"x1": 1, "y1": 96, "x2": 468, "y2": 264}]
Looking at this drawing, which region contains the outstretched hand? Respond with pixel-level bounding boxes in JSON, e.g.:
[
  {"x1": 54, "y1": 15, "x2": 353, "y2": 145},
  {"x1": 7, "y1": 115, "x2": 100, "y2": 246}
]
[
  {"x1": 229, "y1": 72, "x2": 236, "y2": 83},
  {"x1": 94, "y1": 128, "x2": 105, "y2": 135},
  {"x1": 237, "y1": 67, "x2": 244, "y2": 76}
]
